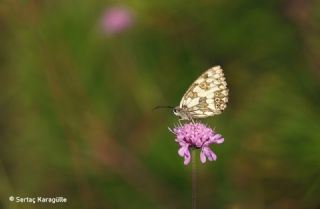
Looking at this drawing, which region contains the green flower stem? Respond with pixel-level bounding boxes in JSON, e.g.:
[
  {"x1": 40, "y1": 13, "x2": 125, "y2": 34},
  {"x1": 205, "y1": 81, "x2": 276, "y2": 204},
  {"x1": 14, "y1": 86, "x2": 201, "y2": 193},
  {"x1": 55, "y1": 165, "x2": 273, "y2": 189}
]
[{"x1": 192, "y1": 149, "x2": 197, "y2": 209}]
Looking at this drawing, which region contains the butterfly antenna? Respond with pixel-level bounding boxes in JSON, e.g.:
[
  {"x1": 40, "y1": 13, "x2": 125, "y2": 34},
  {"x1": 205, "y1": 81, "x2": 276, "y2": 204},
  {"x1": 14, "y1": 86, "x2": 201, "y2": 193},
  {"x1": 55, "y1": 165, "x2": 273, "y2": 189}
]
[{"x1": 152, "y1": 105, "x2": 174, "y2": 111}]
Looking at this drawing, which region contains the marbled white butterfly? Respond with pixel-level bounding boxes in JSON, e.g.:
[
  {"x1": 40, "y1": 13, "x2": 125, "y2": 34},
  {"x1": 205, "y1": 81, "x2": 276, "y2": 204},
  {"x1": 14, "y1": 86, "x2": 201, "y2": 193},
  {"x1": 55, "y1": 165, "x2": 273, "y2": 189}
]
[{"x1": 173, "y1": 66, "x2": 229, "y2": 120}]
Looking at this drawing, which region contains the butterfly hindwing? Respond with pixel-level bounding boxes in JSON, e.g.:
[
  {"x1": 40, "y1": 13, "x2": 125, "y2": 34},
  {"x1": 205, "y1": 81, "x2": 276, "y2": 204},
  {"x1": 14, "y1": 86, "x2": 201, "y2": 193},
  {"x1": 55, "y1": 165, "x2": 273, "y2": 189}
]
[{"x1": 179, "y1": 66, "x2": 228, "y2": 118}]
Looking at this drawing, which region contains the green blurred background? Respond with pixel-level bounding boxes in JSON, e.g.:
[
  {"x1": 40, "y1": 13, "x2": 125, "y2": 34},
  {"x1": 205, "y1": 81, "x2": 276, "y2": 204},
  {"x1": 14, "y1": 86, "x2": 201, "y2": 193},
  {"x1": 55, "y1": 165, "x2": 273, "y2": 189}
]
[{"x1": 1, "y1": 0, "x2": 320, "y2": 209}]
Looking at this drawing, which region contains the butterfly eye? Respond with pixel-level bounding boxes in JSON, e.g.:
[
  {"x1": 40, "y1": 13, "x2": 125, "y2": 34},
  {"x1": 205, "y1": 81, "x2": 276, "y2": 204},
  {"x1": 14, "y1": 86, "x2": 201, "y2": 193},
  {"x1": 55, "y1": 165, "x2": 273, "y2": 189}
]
[{"x1": 173, "y1": 108, "x2": 180, "y2": 116}]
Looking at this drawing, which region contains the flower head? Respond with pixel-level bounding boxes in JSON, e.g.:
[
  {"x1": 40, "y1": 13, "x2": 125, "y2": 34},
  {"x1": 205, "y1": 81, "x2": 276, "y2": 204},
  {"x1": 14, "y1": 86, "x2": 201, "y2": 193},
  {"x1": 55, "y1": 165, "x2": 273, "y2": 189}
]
[
  {"x1": 169, "y1": 122, "x2": 224, "y2": 165},
  {"x1": 100, "y1": 6, "x2": 133, "y2": 34}
]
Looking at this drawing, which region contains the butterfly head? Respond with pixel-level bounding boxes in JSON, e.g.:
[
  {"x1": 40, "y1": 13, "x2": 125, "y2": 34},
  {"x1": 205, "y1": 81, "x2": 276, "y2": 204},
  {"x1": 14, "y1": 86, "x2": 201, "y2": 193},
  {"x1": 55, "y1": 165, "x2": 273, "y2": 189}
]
[{"x1": 173, "y1": 106, "x2": 190, "y2": 120}]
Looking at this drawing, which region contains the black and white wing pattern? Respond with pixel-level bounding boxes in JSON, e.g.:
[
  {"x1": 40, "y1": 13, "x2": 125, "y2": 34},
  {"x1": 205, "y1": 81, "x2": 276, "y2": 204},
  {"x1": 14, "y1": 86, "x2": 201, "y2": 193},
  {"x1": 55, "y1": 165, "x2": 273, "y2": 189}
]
[{"x1": 179, "y1": 66, "x2": 228, "y2": 118}]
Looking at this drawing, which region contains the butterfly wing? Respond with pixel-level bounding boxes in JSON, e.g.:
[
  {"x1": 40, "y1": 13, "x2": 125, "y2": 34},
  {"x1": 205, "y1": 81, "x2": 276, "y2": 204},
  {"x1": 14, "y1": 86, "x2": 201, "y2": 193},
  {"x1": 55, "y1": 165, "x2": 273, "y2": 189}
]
[{"x1": 179, "y1": 66, "x2": 228, "y2": 118}]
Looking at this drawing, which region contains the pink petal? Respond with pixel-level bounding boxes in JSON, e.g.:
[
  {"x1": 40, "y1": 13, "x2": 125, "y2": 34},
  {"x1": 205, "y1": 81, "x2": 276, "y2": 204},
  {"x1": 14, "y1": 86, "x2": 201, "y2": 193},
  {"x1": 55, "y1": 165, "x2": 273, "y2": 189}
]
[
  {"x1": 210, "y1": 134, "x2": 224, "y2": 144},
  {"x1": 184, "y1": 152, "x2": 191, "y2": 165},
  {"x1": 202, "y1": 147, "x2": 217, "y2": 161},
  {"x1": 207, "y1": 151, "x2": 217, "y2": 161},
  {"x1": 200, "y1": 151, "x2": 206, "y2": 163},
  {"x1": 178, "y1": 146, "x2": 188, "y2": 157}
]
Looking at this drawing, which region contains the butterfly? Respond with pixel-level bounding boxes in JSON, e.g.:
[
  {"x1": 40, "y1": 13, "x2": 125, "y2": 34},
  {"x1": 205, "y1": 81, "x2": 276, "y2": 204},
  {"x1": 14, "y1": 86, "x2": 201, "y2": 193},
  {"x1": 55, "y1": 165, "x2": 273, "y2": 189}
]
[{"x1": 173, "y1": 66, "x2": 228, "y2": 121}]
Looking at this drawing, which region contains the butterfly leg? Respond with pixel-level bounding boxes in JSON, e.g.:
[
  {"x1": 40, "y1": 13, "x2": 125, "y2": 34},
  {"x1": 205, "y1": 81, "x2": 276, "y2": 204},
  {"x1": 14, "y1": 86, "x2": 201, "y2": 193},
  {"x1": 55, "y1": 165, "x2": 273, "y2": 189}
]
[{"x1": 186, "y1": 113, "x2": 195, "y2": 124}]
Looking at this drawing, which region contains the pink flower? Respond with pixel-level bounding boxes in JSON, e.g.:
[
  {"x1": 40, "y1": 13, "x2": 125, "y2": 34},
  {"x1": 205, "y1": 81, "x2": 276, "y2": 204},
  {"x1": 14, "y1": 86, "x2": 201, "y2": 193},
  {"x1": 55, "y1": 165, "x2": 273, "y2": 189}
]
[
  {"x1": 100, "y1": 6, "x2": 133, "y2": 34},
  {"x1": 169, "y1": 123, "x2": 224, "y2": 165}
]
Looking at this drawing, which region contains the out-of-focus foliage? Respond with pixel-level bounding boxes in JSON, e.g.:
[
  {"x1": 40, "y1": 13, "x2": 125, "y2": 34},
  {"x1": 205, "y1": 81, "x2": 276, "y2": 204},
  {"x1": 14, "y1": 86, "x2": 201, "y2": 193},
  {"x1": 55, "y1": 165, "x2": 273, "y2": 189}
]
[{"x1": 0, "y1": 0, "x2": 320, "y2": 209}]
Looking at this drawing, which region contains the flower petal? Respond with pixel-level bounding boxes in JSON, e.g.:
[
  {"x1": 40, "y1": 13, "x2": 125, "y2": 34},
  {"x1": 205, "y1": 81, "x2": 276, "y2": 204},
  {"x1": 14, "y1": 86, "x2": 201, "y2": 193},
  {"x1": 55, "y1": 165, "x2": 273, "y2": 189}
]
[
  {"x1": 178, "y1": 145, "x2": 189, "y2": 157},
  {"x1": 200, "y1": 150, "x2": 206, "y2": 163},
  {"x1": 202, "y1": 147, "x2": 217, "y2": 161},
  {"x1": 184, "y1": 151, "x2": 191, "y2": 165},
  {"x1": 210, "y1": 134, "x2": 224, "y2": 144}
]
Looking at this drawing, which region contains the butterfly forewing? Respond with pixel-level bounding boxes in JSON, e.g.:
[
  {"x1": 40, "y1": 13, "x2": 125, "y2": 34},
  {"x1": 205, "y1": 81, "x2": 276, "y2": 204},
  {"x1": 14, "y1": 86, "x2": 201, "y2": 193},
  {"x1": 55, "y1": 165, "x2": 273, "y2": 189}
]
[{"x1": 179, "y1": 66, "x2": 228, "y2": 118}]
